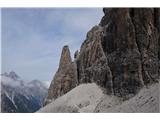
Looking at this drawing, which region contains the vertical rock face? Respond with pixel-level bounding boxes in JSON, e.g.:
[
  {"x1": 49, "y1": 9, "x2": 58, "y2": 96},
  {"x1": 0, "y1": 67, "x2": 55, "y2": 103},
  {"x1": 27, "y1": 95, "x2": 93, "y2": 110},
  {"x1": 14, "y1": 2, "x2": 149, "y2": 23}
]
[
  {"x1": 77, "y1": 8, "x2": 159, "y2": 97},
  {"x1": 44, "y1": 46, "x2": 77, "y2": 105},
  {"x1": 45, "y1": 8, "x2": 160, "y2": 105},
  {"x1": 130, "y1": 9, "x2": 159, "y2": 84},
  {"x1": 154, "y1": 9, "x2": 160, "y2": 76},
  {"x1": 78, "y1": 9, "x2": 143, "y2": 97},
  {"x1": 76, "y1": 8, "x2": 160, "y2": 98},
  {"x1": 77, "y1": 25, "x2": 114, "y2": 94},
  {"x1": 59, "y1": 45, "x2": 72, "y2": 70}
]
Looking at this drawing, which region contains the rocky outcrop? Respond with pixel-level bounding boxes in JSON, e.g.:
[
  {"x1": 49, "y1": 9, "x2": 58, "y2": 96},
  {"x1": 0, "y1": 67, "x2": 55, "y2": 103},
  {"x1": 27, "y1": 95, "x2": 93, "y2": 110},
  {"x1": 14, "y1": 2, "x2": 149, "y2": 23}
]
[
  {"x1": 44, "y1": 46, "x2": 77, "y2": 105},
  {"x1": 77, "y1": 8, "x2": 160, "y2": 97},
  {"x1": 154, "y1": 9, "x2": 160, "y2": 76},
  {"x1": 101, "y1": 9, "x2": 159, "y2": 96},
  {"x1": 77, "y1": 25, "x2": 114, "y2": 94},
  {"x1": 45, "y1": 8, "x2": 160, "y2": 105}
]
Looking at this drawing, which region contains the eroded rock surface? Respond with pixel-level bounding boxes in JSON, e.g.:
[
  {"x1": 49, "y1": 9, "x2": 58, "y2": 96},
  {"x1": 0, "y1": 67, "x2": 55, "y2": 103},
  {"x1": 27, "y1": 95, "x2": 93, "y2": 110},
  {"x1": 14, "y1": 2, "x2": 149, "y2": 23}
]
[
  {"x1": 44, "y1": 46, "x2": 77, "y2": 105},
  {"x1": 45, "y1": 8, "x2": 160, "y2": 105},
  {"x1": 77, "y1": 8, "x2": 160, "y2": 98}
]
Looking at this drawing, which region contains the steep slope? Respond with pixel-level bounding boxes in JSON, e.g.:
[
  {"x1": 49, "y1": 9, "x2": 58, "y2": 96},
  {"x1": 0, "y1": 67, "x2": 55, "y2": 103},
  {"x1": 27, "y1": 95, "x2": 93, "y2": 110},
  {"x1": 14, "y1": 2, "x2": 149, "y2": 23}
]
[
  {"x1": 38, "y1": 83, "x2": 105, "y2": 113},
  {"x1": 38, "y1": 83, "x2": 159, "y2": 113},
  {"x1": 1, "y1": 71, "x2": 48, "y2": 113},
  {"x1": 94, "y1": 83, "x2": 159, "y2": 113}
]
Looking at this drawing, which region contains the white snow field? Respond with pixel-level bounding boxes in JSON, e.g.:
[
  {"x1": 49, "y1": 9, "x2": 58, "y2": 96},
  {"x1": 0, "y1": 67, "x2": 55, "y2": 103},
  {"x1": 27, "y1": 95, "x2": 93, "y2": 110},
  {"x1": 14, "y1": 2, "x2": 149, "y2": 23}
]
[{"x1": 38, "y1": 83, "x2": 159, "y2": 113}]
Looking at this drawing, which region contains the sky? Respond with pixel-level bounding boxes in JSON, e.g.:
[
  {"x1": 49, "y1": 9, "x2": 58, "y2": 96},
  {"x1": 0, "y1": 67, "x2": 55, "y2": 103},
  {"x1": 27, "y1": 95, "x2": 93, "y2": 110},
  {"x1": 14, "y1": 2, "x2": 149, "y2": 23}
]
[{"x1": 1, "y1": 8, "x2": 103, "y2": 83}]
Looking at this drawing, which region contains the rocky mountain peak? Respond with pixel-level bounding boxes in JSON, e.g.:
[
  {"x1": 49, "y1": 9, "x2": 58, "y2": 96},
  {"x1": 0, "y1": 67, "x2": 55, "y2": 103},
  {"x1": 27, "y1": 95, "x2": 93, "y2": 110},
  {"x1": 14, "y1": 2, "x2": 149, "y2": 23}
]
[
  {"x1": 1, "y1": 72, "x2": 48, "y2": 113},
  {"x1": 4, "y1": 71, "x2": 20, "y2": 80},
  {"x1": 58, "y1": 45, "x2": 72, "y2": 70},
  {"x1": 45, "y1": 8, "x2": 160, "y2": 106},
  {"x1": 9, "y1": 71, "x2": 19, "y2": 77},
  {"x1": 44, "y1": 45, "x2": 77, "y2": 105}
]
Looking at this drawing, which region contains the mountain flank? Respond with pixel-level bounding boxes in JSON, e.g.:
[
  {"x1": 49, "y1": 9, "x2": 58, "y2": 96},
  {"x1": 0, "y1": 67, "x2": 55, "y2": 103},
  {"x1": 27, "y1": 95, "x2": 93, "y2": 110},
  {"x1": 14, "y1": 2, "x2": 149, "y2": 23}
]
[
  {"x1": 1, "y1": 71, "x2": 48, "y2": 113},
  {"x1": 44, "y1": 8, "x2": 160, "y2": 111}
]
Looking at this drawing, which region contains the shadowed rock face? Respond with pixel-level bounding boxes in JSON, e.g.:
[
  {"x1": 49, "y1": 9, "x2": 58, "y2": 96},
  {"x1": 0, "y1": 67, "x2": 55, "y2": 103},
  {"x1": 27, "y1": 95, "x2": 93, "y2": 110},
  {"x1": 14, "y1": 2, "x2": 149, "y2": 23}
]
[
  {"x1": 45, "y1": 8, "x2": 160, "y2": 105},
  {"x1": 154, "y1": 9, "x2": 160, "y2": 76},
  {"x1": 78, "y1": 8, "x2": 160, "y2": 97}
]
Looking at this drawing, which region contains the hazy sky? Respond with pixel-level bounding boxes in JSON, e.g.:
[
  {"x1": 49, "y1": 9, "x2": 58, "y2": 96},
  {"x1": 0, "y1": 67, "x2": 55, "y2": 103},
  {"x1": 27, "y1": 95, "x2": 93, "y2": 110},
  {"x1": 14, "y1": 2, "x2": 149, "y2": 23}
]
[{"x1": 2, "y1": 8, "x2": 103, "y2": 83}]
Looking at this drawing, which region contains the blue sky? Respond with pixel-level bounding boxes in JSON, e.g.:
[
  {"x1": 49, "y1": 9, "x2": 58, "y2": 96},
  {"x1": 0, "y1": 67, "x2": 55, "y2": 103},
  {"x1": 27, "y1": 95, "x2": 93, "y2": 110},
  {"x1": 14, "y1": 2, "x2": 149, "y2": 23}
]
[{"x1": 2, "y1": 8, "x2": 103, "y2": 83}]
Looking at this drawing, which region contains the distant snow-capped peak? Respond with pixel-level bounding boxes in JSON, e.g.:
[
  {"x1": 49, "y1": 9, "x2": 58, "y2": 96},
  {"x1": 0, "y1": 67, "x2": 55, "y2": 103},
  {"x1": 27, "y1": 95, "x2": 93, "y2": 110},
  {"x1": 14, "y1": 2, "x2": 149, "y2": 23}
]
[
  {"x1": 1, "y1": 71, "x2": 24, "y2": 87},
  {"x1": 1, "y1": 71, "x2": 49, "y2": 89},
  {"x1": 1, "y1": 71, "x2": 49, "y2": 113},
  {"x1": 8, "y1": 71, "x2": 20, "y2": 80}
]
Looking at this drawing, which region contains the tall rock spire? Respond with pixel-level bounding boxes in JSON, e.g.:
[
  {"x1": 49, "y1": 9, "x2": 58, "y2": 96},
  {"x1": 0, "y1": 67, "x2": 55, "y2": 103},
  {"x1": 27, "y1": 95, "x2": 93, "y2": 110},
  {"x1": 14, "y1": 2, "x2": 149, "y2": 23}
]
[
  {"x1": 58, "y1": 45, "x2": 72, "y2": 70},
  {"x1": 44, "y1": 45, "x2": 77, "y2": 105}
]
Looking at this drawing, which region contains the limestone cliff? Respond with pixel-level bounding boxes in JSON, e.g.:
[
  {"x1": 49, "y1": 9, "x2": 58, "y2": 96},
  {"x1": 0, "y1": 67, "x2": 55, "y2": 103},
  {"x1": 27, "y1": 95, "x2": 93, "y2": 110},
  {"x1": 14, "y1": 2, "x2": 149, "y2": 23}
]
[
  {"x1": 99, "y1": 8, "x2": 160, "y2": 97},
  {"x1": 45, "y1": 8, "x2": 160, "y2": 105}
]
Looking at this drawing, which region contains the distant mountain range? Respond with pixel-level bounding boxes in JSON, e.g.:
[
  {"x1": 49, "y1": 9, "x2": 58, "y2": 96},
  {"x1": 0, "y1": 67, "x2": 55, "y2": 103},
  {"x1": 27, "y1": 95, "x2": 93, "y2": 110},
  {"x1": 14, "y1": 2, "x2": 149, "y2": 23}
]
[{"x1": 1, "y1": 71, "x2": 48, "y2": 113}]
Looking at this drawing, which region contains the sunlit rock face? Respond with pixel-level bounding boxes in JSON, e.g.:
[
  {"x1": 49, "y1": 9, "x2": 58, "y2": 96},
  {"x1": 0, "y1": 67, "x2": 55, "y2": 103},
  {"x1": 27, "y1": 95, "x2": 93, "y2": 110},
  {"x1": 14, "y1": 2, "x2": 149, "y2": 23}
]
[{"x1": 44, "y1": 46, "x2": 78, "y2": 105}]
